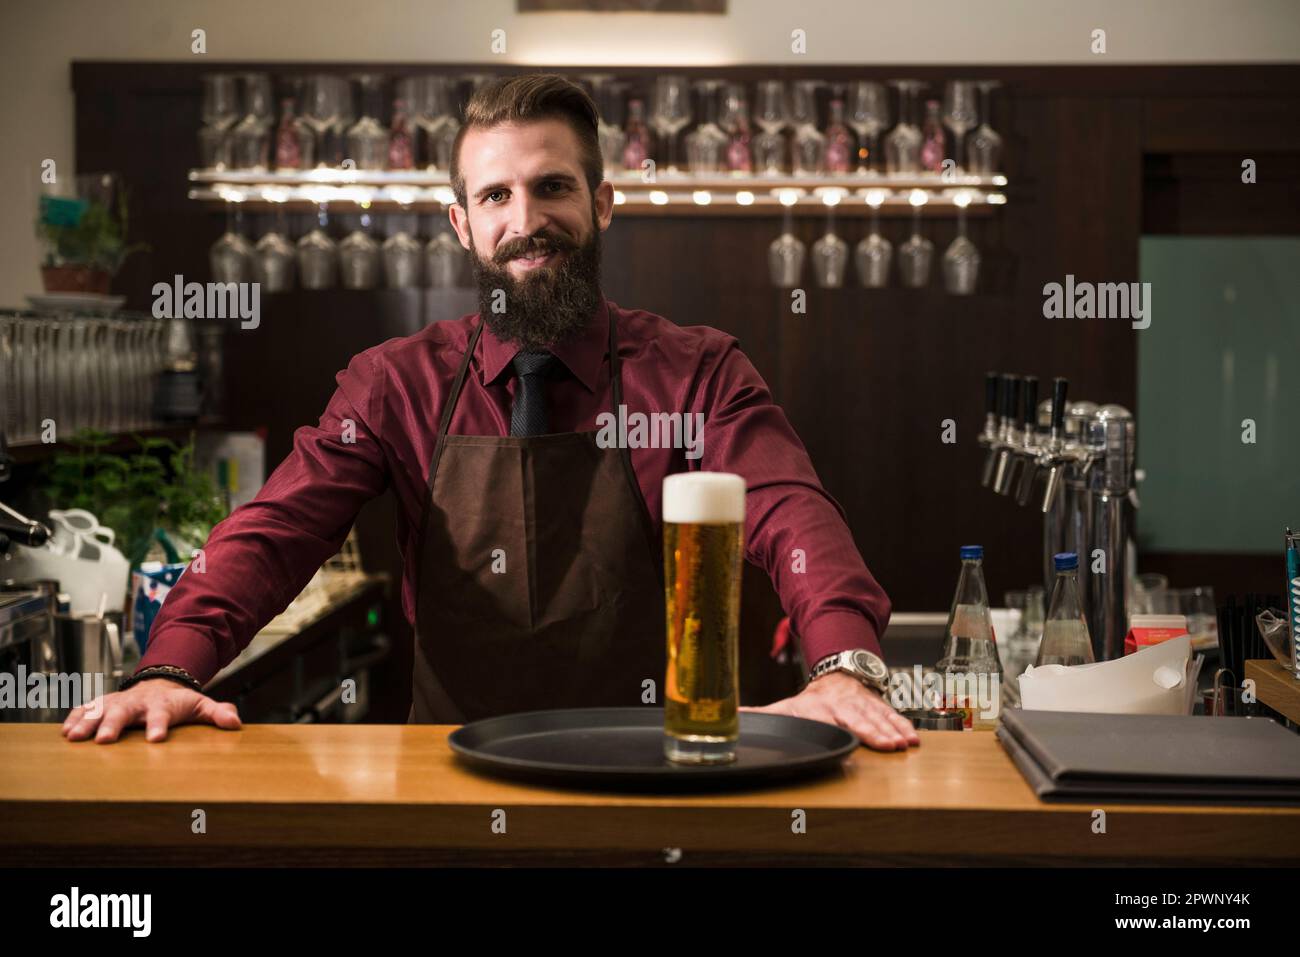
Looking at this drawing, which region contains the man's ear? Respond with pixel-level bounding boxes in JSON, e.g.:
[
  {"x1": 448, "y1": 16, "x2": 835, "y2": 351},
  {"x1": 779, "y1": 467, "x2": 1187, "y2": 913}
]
[
  {"x1": 594, "y1": 180, "x2": 615, "y2": 232},
  {"x1": 447, "y1": 203, "x2": 472, "y2": 250}
]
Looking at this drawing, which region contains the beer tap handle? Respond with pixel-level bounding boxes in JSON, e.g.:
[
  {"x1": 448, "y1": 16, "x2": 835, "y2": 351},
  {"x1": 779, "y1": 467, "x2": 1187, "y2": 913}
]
[
  {"x1": 1022, "y1": 376, "x2": 1039, "y2": 437},
  {"x1": 1049, "y1": 377, "x2": 1068, "y2": 443},
  {"x1": 985, "y1": 371, "x2": 999, "y2": 420},
  {"x1": 1000, "y1": 373, "x2": 1016, "y2": 426}
]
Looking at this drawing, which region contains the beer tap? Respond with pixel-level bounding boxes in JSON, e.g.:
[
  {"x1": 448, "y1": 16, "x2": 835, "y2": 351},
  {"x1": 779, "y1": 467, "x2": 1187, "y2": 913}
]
[
  {"x1": 1036, "y1": 377, "x2": 1070, "y2": 514},
  {"x1": 974, "y1": 373, "x2": 1138, "y2": 661},
  {"x1": 991, "y1": 374, "x2": 1022, "y2": 496},
  {"x1": 978, "y1": 372, "x2": 1001, "y2": 488},
  {"x1": 1013, "y1": 375, "x2": 1040, "y2": 506}
]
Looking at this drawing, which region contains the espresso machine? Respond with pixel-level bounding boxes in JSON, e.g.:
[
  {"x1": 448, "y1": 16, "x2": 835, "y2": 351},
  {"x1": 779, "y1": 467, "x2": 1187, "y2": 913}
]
[{"x1": 978, "y1": 373, "x2": 1137, "y2": 661}]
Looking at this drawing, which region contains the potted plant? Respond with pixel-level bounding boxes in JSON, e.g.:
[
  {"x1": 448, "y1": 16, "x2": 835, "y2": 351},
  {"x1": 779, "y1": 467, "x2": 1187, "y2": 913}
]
[
  {"x1": 41, "y1": 430, "x2": 227, "y2": 570},
  {"x1": 35, "y1": 172, "x2": 147, "y2": 294}
]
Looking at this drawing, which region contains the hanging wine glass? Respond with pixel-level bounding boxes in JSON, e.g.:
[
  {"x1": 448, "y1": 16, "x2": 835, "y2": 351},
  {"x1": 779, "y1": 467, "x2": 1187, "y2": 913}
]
[
  {"x1": 855, "y1": 189, "x2": 893, "y2": 288},
  {"x1": 790, "y1": 80, "x2": 825, "y2": 175},
  {"x1": 297, "y1": 203, "x2": 338, "y2": 290},
  {"x1": 751, "y1": 80, "x2": 789, "y2": 175},
  {"x1": 942, "y1": 80, "x2": 979, "y2": 175},
  {"x1": 581, "y1": 74, "x2": 626, "y2": 176},
  {"x1": 346, "y1": 74, "x2": 388, "y2": 170},
  {"x1": 339, "y1": 213, "x2": 381, "y2": 290},
  {"x1": 846, "y1": 81, "x2": 888, "y2": 174},
  {"x1": 942, "y1": 192, "x2": 981, "y2": 295},
  {"x1": 209, "y1": 203, "x2": 254, "y2": 283},
  {"x1": 299, "y1": 73, "x2": 341, "y2": 167},
  {"x1": 230, "y1": 73, "x2": 274, "y2": 170},
  {"x1": 811, "y1": 191, "x2": 848, "y2": 288},
  {"x1": 967, "y1": 80, "x2": 1004, "y2": 175},
  {"x1": 198, "y1": 73, "x2": 239, "y2": 169},
  {"x1": 651, "y1": 75, "x2": 692, "y2": 174},
  {"x1": 426, "y1": 211, "x2": 464, "y2": 288},
  {"x1": 884, "y1": 79, "x2": 924, "y2": 174},
  {"x1": 685, "y1": 80, "x2": 728, "y2": 173},
  {"x1": 768, "y1": 191, "x2": 806, "y2": 288},
  {"x1": 253, "y1": 206, "x2": 296, "y2": 292},
  {"x1": 897, "y1": 189, "x2": 934, "y2": 288},
  {"x1": 382, "y1": 212, "x2": 423, "y2": 289}
]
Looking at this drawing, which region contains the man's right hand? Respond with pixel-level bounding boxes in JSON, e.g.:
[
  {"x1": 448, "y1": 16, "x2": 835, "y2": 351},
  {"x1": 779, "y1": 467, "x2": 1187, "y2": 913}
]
[{"x1": 61, "y1": 678, "x2": 242, "y2": 744}]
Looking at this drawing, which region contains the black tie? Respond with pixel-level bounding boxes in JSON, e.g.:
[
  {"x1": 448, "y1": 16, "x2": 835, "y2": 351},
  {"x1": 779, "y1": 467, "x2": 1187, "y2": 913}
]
[{"x1": 510, "y1": 351, "x2": 559, "y2": 436}]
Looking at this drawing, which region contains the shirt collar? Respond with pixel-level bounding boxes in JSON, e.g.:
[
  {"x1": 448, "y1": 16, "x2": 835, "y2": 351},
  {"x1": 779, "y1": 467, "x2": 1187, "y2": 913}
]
[{"x1": 479, "y1": 297, "x2": 609, "y2": 394}]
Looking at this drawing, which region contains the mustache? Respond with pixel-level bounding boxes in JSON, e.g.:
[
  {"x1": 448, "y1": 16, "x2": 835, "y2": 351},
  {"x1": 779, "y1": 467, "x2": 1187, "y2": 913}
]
[{"x1": 493, "y1": 231, "x2": 578, "y2": 264}]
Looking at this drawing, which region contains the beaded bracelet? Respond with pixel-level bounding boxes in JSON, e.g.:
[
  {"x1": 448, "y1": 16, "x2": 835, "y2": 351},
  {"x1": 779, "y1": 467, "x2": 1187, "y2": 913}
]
[{"x1": 117, "y1": 664, "x2": 204, "y2": 694}]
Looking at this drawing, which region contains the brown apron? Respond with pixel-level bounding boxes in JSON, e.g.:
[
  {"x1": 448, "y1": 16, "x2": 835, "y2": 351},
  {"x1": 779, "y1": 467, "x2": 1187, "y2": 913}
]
[{"x1": 409, "y1": 302, "x2": 667, "y2": 723}]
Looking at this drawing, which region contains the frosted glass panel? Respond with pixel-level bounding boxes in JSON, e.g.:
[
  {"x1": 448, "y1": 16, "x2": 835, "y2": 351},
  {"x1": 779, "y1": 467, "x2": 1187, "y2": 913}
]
[{"x1": 1137, "y1": 237, "x2": 1300, "y2": 553}]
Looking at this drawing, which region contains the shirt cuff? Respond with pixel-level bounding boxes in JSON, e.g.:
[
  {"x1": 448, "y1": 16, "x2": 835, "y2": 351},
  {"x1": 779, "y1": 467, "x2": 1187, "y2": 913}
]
[
  {"x1": 135, "y1": 628, "x2": 222, "y2": 687},
  {"x1": 796, "y1": 611, "x2": 886, "y2": 673}
]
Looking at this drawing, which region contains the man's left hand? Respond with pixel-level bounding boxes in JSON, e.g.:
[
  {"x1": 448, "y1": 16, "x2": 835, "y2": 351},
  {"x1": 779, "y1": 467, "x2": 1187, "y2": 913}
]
[{"x1": 739, "y1": 672, "x2": 921, "y2": 751}]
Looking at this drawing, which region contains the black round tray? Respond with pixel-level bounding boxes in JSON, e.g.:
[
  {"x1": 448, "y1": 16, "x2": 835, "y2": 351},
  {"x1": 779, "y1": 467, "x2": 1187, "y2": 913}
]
[{"x1": 447, "y1": 707, "x2": 858, "y2": 791}]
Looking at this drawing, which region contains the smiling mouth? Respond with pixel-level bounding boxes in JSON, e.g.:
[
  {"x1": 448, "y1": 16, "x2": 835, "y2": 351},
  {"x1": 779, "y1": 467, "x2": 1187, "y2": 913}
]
[{"x1": 510, "y1": 249, "x2": 563, "y2": 270}]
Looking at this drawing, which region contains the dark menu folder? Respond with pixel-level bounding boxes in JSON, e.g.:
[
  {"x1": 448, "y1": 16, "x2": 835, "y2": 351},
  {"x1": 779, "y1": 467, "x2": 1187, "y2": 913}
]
[{"x1": 995, "y1": 709, "x2": 1300, "y2": 804}]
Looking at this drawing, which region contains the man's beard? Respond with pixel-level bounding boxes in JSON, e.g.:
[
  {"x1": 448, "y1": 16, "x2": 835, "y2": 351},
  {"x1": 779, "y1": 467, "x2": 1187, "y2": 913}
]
[{"x1": 469, "y1": 213, "x2": 603, "y2": 351}]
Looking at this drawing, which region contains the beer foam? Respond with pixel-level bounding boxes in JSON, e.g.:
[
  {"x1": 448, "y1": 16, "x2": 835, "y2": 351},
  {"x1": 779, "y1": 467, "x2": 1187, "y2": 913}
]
[{"x1": 662, "y1": 472, "x2": 746, "y2": 524}]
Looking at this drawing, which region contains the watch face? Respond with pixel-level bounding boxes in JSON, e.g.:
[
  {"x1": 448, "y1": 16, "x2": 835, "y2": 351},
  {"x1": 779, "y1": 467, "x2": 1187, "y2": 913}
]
[{"x1": 852, "y1": 650, "x2": 888, "y2": 680}]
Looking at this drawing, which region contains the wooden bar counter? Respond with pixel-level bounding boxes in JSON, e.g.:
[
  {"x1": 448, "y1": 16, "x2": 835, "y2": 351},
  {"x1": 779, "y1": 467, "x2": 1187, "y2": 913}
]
[{"x1": 2, "y1": 724, "x2": 1298, "y2": 866}]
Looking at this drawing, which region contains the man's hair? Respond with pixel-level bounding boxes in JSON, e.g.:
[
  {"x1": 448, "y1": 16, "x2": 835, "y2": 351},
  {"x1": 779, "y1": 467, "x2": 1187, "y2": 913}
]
[{"x1": 450, "y1": 73, "x2": 604, "y2": 210}]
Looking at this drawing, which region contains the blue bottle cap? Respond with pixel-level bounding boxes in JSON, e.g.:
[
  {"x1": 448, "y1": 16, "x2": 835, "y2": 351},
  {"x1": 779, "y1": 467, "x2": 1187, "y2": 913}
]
[
  {"x1": 1054, "y1": 552, "x2": 1079, "y2": 571},
  {"x1": 960, "y1": 545, "x2": 983, "y2": 560}
]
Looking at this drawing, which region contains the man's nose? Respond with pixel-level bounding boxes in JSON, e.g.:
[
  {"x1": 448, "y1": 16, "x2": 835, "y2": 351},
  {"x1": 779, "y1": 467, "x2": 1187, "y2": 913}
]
[{"x1": 506, "y1": 190, "x2": 550, "y2": 244}]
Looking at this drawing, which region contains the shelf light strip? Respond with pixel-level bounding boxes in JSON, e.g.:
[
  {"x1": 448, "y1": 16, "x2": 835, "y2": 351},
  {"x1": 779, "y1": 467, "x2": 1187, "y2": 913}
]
[{"x1": 192, "y1": 185, "x2": 1005, "y2": 208}]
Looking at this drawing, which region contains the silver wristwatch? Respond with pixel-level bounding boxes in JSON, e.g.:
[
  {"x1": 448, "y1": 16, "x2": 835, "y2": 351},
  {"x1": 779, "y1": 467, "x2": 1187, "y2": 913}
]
[{"x1": 809, "y1": 649, "x2": 890, "y2": 696}]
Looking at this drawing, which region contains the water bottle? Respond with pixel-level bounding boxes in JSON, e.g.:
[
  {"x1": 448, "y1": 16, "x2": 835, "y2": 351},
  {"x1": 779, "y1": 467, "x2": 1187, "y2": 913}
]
[
  {"x1": 936, "y1": 545, "x2": 1003, "y2": 729},
  {"x1": 1035, "y1": 552, "x2": 1096, "y2": 667}
]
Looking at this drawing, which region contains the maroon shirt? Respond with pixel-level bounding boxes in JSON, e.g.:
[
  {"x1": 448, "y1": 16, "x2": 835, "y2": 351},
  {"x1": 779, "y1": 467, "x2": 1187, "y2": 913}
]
[{"x1": 139, "y1": 298, "x2": 891, "y2": 686}]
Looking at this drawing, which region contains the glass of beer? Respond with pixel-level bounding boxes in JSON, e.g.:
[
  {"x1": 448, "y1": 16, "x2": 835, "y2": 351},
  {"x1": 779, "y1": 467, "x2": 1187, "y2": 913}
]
[{"x1": 662, "y1": 471, "x2": 745, "y2": 764}]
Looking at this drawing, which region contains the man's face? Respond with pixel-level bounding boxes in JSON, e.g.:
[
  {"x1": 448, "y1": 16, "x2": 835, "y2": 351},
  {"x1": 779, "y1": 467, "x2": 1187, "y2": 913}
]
[{"x1": 449, "y1": 119, "x2": 615, "y2": 350}]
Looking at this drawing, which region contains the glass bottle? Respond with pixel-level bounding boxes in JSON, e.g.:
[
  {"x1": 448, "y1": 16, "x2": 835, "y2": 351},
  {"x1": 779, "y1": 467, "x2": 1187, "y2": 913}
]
[
  {"x1": 936, "y1": 545, "x2": 1003, "y2": 730},
  {"x1": 719, "y1": 83, "x2": 752, "y2": 173},
  {"x1": 387, "y1": 97, "x2": 415, "y2": 170},
  {"x1": 919, "y1": 99, "x2": 946, "y2": 173},
  {"x1": 274, "y1": 97, "x2": 314, "y2": 170},
  {"x1": 621, "y1": 98, "x2": 652, "y2": 174},
  {"x1": 823, "y1": 97, "x2": 855, "y2": 174},
  {"x1": 1035, "y1": 553, "x2": 1096, "y2": 667}
]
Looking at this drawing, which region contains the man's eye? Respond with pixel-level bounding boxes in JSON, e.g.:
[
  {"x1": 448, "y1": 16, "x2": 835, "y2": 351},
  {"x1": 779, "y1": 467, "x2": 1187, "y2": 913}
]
[
  {"x1": 486, "y1": 190, "x2": 507, "y2": 203},
  {"x1": 542, "y1": 181, "x2": 566, "y2": 193}
]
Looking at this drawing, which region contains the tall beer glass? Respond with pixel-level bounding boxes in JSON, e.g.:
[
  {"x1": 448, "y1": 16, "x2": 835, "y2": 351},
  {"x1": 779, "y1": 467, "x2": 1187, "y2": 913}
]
[{"x1": 662, "y1": 471, "x2": 745, "y2": 764}]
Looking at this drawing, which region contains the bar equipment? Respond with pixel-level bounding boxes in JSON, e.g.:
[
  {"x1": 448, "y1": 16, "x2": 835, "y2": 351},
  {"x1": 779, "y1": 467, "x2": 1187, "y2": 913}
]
[
  {"x1": 811, "y1": 191, "x2": 848, "y2": 288},
  {"x1": 767, "y1": 191, "x2": 805, "y2": 288},
  {"x1": 978, "y1": 373, "x2": 1138, "y2": 661}
]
